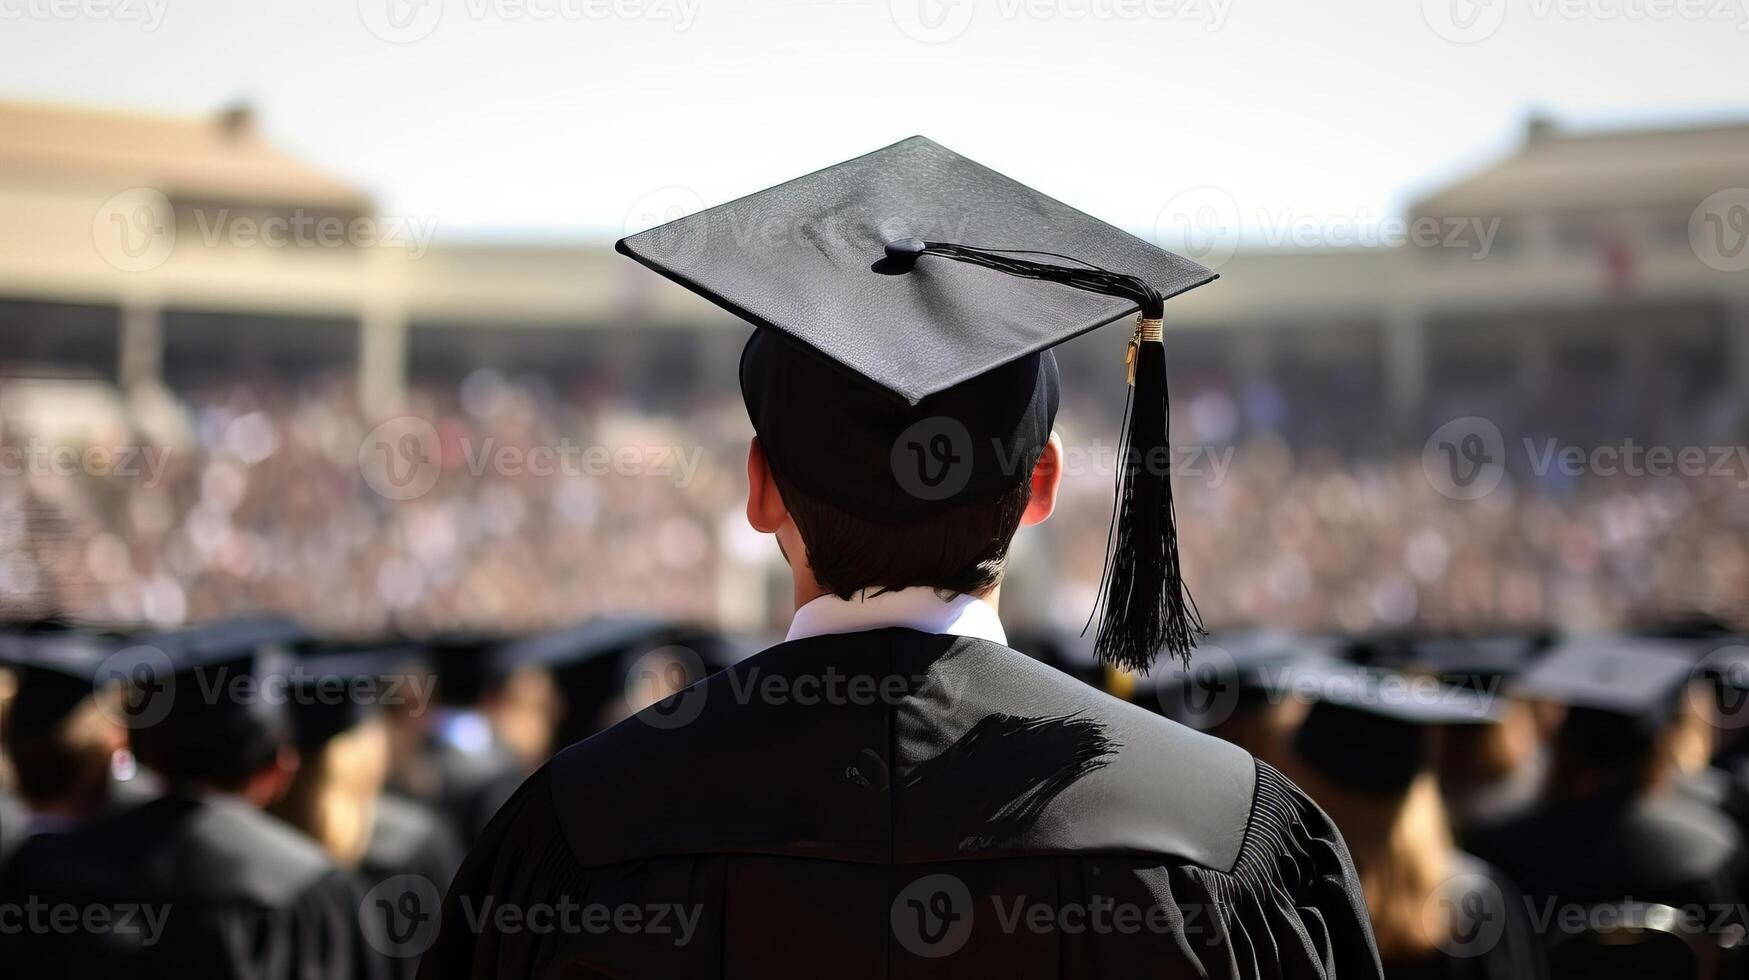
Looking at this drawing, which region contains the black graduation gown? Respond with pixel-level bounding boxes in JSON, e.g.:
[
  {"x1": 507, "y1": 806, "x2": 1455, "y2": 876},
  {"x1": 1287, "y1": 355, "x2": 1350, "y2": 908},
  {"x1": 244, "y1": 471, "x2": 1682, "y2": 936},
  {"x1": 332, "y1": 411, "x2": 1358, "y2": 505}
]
[
  {"x1": 362, "y1": 793, "x2": 465, "y2": 894},
  {"x1": 361, "y1": 794, "x2": 465, "y2": 980},
  {"x1": 1465, "y1": 789, "x2": 1749, "y2": 917},
  {"x1": 1, "y1": 793, "x2": 388, "y2": 979},
  {"x1": 1377, "y1": 854, "x2": 1546, "y2": 980},
  {"x1": 420, "y1": 630, "x2": 1382, "y2": 978},
  {"x1": 0, "y1": 786, "x2": 26, "y2": 870}
]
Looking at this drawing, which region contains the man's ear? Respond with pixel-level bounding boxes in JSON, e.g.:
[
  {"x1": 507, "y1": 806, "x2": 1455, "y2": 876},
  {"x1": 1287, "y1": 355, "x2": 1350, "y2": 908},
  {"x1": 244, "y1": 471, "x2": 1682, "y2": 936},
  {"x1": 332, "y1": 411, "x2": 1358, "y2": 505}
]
[
  {"x1": 745, "y1": 437, "x2": 789, "y2": 534},
  {"x1": 1020, "y1": 431, "x2": 1064, "y2": 527}
]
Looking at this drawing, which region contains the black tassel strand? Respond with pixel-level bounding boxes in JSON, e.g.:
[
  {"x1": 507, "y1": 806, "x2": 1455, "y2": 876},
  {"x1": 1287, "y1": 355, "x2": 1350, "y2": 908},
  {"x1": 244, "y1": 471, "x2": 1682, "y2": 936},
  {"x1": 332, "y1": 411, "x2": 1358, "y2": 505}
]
[
  {"x1": 883, "y1": 238, "x2": 1205, "y2": 671},
  {"x1": 1089, "y1": 316, "x2": 1203, "y2": 673}
]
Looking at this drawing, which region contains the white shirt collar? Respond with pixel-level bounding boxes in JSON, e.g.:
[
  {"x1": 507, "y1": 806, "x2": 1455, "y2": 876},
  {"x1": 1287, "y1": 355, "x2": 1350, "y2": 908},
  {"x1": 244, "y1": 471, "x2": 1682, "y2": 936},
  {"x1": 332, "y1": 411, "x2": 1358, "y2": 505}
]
[{"x1": 784, "y1": 587, "x2": 1007, "y2": 645}]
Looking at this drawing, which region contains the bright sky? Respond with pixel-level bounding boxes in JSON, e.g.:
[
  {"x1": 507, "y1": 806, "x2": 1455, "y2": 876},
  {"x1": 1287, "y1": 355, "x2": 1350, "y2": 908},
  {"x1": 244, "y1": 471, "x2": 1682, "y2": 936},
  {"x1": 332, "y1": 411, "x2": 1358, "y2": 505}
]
[{"x1": 2, "y1": 0, "x2": 1745, "y2": 243}]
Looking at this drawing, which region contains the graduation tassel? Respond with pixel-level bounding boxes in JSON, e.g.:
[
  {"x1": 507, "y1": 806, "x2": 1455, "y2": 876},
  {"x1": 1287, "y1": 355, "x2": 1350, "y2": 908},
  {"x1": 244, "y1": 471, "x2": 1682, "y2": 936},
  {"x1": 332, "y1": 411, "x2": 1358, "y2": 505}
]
[
  {"x1": 882, "y1": 237, "x2": 1204, "y2": 672},
  {"x1": 1091, "y1": 313, "x2": 1204, "y2": 673}
]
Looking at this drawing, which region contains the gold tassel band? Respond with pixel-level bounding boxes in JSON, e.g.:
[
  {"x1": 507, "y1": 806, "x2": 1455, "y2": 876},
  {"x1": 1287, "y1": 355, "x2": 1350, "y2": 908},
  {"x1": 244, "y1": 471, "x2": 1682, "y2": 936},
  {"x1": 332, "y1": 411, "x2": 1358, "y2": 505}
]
[{"x1": 1126, "y1": 316, "x2": 1164, "y2": 385}]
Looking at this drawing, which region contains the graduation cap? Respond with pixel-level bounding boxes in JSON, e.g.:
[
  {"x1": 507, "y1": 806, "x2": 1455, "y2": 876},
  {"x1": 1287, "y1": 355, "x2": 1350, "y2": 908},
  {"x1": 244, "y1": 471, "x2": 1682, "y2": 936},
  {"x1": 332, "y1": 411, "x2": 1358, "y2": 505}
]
[
  {"x1": 125, "y1": 616, "x2": 307, "y2": 784},
  {"x1": 0, "y1": 621, "x2": 133, "y2": 738},
  {"x1": 497, "y1": 617, "x2": 727, "y2": 745},
  {"x1": 617, "y1": 136, "x2": 1219, "y2": 672},
  {"x1": 1154, "y1": 627, "x2": 1340, "y2": 731},
  {"x1": 1412, "y1": 630, "x2": 1553, "y2": 688},
  {"x1": 1291, "y1": 662, "x2": 1502, "y2": 794},
  {"x1": 1510, "y1": 635, "x2": 1699, "y2": 761},
  {"x1": 285, "y1": 641, "x2": 427, "y2": 751}
]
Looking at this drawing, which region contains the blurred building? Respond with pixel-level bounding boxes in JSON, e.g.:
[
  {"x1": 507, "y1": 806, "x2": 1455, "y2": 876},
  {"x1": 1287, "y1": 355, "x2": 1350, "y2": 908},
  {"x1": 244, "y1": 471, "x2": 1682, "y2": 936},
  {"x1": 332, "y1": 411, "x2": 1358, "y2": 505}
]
[{"x1": 2, "y1": 102, "x2": 1744, "y2": 447}]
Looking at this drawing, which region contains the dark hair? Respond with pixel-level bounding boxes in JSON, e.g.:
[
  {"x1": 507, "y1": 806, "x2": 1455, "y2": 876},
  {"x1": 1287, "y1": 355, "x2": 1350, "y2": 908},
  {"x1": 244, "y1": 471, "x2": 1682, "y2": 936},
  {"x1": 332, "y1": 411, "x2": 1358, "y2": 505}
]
[{"x1": 774, "y1": 467, "x2": 1033, "y2": 600}]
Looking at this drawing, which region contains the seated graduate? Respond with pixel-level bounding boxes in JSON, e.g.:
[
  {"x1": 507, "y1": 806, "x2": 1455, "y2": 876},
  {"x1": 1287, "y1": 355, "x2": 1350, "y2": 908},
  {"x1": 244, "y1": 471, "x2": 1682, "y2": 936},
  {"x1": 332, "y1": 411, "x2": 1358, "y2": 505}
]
[
  {"x1": 388, "y1": 631, "x2": 556, "y2": 848},
  {"x1": 1465, "y1": 636, "x2": 1749, "y2": 920},
  {"x1": 269, "y1": 642, "x2": 463, "y2": 980},
  {"x1": 1414, "y1": 632, "x2": 1555, "y2": 834},
  {"x1": 2, "y1": 618, "x2": 390, "y2": 980},
  {"x1": 0, "y1": 622, "x2": 133, "y2": 855},
  {"x1": 421, "y1": 138, "x2": 1382, "y2": 979},
  {"x1": 1286, "y1": 658, "x2": 1546, "y2": 980}
]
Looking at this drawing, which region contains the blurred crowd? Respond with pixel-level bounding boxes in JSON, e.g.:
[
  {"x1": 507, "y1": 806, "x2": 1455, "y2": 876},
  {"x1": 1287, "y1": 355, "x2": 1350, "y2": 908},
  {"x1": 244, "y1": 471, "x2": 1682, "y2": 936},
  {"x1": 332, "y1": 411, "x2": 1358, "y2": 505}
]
[{"x1": 1, "y1": 371, "x2": 1745, "y2": 639}]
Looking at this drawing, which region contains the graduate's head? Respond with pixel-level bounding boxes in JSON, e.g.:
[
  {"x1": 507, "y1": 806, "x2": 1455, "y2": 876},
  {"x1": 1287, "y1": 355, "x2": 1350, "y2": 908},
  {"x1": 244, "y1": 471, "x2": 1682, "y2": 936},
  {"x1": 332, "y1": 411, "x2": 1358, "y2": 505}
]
[
  {"x1": 2, "y1": 673, "x2": 126, "y2": 814},
  {"x1": 741, "y1": 331, "x2": 1063, "y2": 600}
]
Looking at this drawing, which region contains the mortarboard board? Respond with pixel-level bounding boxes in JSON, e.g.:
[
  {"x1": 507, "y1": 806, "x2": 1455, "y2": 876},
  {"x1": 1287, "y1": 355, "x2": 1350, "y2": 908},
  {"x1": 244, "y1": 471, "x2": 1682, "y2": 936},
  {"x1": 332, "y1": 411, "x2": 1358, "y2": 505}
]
[
  {"x1": 1510, "y1": 635, "x2": 1696, "y2": 719},
  {"x1": 284, "y1": 640, "x2": 427, "y2": 751},
  {"x1": 618, "y1": 137, "x2": 1218, "y2": 671},
  {"x1": 498, "y1": 617, "x2": 730, "y2": 745},
  {"x1": 1291, "y1": 661, "x2": 1502, "y2": 794},
  {"x1": 0, "y1": 621, "x2": 134, "y2": 738},
  {"x1": 123, "y1": 616, "x2": 306, "y2": 784},
  {"x1": 1156, "y1": 628, "x2": 1341, "y2": 728},
  {"x1": 1510, "y1": 635, "x2": 1699, "y2": 761},
  {"x1": 1411, "y1": 630, "x2": 1554, "y2": 688}
]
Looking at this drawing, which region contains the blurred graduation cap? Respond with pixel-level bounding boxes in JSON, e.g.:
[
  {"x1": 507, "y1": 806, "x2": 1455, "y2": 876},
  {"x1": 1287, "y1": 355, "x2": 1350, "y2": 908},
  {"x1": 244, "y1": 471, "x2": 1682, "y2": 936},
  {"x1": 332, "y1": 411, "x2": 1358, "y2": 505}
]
[
  {"x1": 1292, "y1": 661, "x2": 1503, "y2": 794},
  {"x1": 1412, "y1": 630, "x2": 1554, "y2": 688},
  {"x1": 497, "y1": 617, "x2": 738, "y2": 745},
  {"x1": 618, "y1": 136, "x2": 1218, "y2": 672},
  {"x1": 124, "y1": 616, "x2": 307, "y2": 784},
  {"x1": 1155, "y1": 627, "x2": 1341, "y2": 727},
  {"x1": 1511, "y1": 635, "x2": 1699, "y2": 761},
  {"x1": 285, "y1": 640, "x2": 427, "y2": 751},
  {"x1": 0, "y1": 620, "x2": 134, "y2": 738}
]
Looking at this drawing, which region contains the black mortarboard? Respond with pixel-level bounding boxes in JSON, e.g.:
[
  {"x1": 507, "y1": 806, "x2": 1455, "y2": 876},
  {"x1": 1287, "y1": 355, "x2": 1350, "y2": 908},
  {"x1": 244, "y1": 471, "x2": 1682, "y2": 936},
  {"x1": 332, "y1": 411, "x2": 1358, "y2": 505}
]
[
  {"x1": 0, "y1": 621, "x2": 132, "y2": 737},
  {"x1": 499, "y1": 617, "x2": 728, "y2": 745},
  {"x1": 285, "y1": 641, "x2": 426, "y2": 750},
  {"x1": 1156, "y1": 628, "x2": 1340, "y2": 730},
  {"x1": 1511, "y1": 635, "x2": 1698, "y2": 761},
  {"x1": 1291, "y1": 661, "x2": 1502, "y2": 794},
  {"x1": 618, "y1": 137, "x2": 1218, "y2": 671},
  {"x1": 1511, "y1": 636, "x2": 1696, "y2": 719},
  {"x1": 125, "y1": 616, "x2": 306, "y2": 784},
  {"x1": 425, "y1": 631, "x2": 516, "y2": 707},
  {"x1": 1412, "y1": 631, "x2": 1553, "y2": 688}
]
